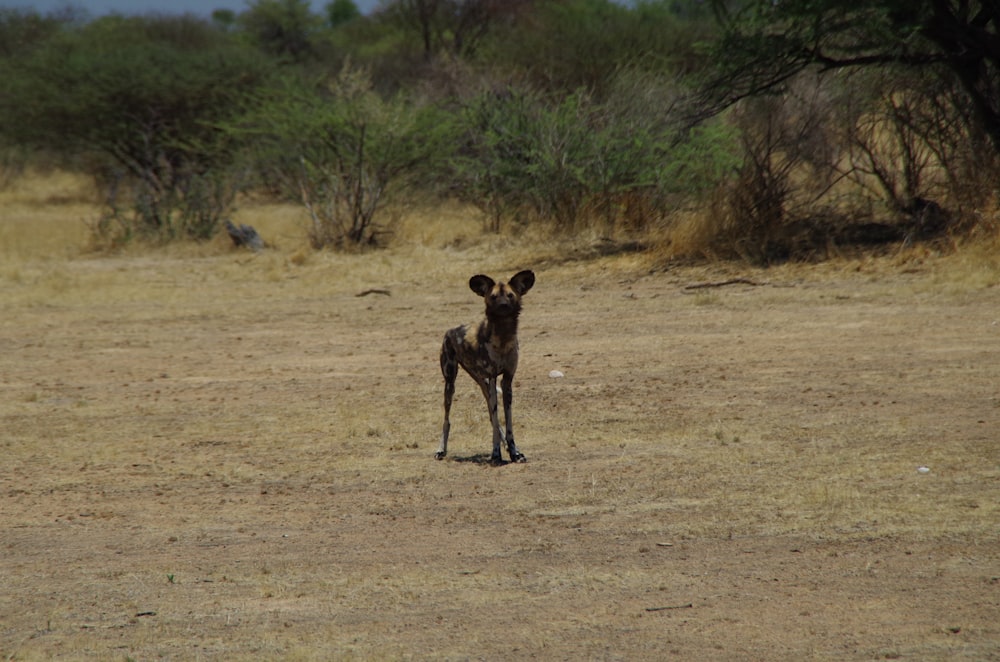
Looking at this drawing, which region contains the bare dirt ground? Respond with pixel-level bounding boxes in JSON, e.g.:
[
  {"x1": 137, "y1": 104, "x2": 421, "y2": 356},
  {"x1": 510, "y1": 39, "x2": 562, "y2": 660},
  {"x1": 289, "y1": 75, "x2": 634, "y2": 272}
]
[{"x1": 2, "y1": 188, "x2": 999, "y2": 660}]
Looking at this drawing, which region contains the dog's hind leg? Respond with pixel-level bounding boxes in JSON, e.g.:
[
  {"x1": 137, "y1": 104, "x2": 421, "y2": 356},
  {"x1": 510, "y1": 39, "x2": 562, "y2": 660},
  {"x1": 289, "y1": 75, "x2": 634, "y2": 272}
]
[{"x1": 437, "y1": 335, "x2": 459, "y2": 460}]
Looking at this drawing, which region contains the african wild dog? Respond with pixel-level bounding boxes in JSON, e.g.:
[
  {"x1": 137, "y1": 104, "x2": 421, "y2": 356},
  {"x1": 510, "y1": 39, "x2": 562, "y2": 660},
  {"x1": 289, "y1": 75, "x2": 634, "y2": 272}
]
[{"x1": 437, "y1": 270, "x2": 535, "y2": 464}]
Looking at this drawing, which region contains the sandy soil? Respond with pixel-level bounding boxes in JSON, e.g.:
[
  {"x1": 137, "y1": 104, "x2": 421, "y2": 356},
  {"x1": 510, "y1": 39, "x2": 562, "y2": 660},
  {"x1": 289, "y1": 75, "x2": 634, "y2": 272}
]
[{"x1": 2, "y1": 234, "x2": 999, "y2": 660}]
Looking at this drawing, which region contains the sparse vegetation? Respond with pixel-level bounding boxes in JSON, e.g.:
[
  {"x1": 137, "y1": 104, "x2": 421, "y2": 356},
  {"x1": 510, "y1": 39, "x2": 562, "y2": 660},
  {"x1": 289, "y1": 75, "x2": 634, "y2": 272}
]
[
  {"x1": 0, "y1": 14, "x2": 274, "y2": 246},
  {"x1": 0, "y1": 1, "x2": 996, "y2": 256},
  {"x1": 248, "y1": 64, "x2": 456, "y2": 248}
]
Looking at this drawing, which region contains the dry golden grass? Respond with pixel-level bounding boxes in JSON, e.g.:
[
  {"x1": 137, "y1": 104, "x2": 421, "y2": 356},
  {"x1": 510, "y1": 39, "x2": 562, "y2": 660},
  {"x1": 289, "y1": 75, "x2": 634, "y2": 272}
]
[
  {"x1": 2, "y1": 172, "x2": 999, "y2": 660},
  {"x1": 0, "y1": 171, "x2": 93, "y2": 263}
]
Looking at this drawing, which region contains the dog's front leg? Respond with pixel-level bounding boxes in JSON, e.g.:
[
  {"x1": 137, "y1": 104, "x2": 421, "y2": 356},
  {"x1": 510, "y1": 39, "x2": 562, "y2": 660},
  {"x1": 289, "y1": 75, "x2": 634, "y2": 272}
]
[
  {"x1": 479, "y1": 377, "x2": 505, "y2": 464},
  {"x1": 501, "y1": 373, "x2": 525, "y2": 462}
]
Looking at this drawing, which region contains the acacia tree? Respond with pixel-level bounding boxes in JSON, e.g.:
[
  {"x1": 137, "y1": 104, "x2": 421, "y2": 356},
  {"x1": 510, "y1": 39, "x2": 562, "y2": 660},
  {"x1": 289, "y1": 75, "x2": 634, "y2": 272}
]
[
  {"x1": 703, "y1": 1, "x2": 1000, "y2": 156},
  {"x1": 239, "y1": 0, "x2": 321, "y2": 63},
  {"x1": 0, "y1": 15, "x2": 273, "y2": 243},
  {"x1": 326, "y1": 0, "x2": 361, "y2": 27},
  {"x1": 452, "y1": 74, "x2": 738, "y2": 233},
  {"x1": 249, "y1": 66, "x2": 457, "y2": 248},
  {"x1": 385, "y1": 0, "x2": 532, "y2": 61}
]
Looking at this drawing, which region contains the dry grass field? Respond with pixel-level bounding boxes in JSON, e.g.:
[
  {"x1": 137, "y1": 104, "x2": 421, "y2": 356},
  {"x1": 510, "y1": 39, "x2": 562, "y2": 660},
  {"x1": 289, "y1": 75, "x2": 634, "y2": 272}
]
[{"x1": 2, "y1": 173, "x2": 999, "y2": 660}]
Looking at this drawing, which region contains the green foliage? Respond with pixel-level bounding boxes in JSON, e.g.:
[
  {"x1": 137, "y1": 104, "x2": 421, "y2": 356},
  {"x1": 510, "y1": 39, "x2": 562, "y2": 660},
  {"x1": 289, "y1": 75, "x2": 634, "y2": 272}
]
[
  {"x1": 247, "y1": 66, "x2": 458, "y2": 247},
  {"x1": 0, "y1": 15, "x2": 274, "y2": 244},
  {"x1": 7, "y1": 0, "x2": 990, "y2": 257},
  {"x1": 326, "y1": 0, "x2": 361, "y2": 28},
  {"x1": 376, "y1": 0, "x2": 531, "y2": 62},
  {"x1": 238, "y1": 0, "x2": 321, "y2": 63},
  {"x1": 481, "y1": 0, "x2": 716, "y2": 93},
  {"x1": 0, "y1": 7, "x2": 77, "y2": 58},
  {"x1": 211, "y1": 9, "x2": 237, "y2": 31},
  {"x1": 452, "y1": 72, "x2": 738, "y2": 232},
  {"x1": 702, "y1": 0, "x2": 1000, "y2": 155}
]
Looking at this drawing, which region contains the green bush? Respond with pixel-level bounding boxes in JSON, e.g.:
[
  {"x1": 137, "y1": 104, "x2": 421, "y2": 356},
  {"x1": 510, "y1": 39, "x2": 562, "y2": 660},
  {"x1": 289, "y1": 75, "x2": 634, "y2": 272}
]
[
  {"x1": 452, "y1": 72, "x2": 739, "y2": 233},
  {"x1": 0, "y1": 15, "x2": 274, "y2": 245},
  {"x1": 479, "y1": 0, "x2": 716, "y2": 94},
  {"x1": 238, "y1": 0, "x2": 321, "y2": 63},
  {"x1": 452, "y1": 87, "x2": 553, "y2": 231},
  {"x1": 247, "y1": 65, "x2": 458, "y2": 248}
]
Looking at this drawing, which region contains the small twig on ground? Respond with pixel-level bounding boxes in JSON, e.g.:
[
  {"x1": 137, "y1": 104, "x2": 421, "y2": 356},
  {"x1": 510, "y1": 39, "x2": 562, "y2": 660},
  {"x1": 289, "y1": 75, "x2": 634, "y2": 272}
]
[
  {"x1": 684, "y1": 278, "x2": 764, "y2": 290},
  {"x1": 356, "y1": 288, "x2": 391, "y2": 297},
  {"x1": 645, "y1": 603, "x2": 693, "y2": 612}
]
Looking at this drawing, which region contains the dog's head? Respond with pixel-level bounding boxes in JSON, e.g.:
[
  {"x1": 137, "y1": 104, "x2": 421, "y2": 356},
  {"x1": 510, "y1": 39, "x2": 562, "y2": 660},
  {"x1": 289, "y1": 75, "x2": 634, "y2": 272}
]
[{"x1": 469, "y1": 270, "x2": 535, "y2": 318}]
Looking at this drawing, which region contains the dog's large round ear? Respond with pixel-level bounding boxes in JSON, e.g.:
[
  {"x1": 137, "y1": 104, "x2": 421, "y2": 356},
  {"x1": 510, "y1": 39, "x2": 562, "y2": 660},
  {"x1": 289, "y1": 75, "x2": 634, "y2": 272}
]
[
  {"x1": 469, "y1": 275, "x2": 495, "y2": 297},
  {"x1": 509, "y1": 270, "x2": 535, "y2": 295}
]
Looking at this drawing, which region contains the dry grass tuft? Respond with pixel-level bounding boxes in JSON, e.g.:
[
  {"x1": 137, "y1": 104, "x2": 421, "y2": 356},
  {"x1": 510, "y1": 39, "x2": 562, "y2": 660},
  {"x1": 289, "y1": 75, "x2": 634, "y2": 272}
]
[
  {"x1": 648, "y1": 208, "x2": 723, "y2": 262},
  {"x1": 0, "y1": 171, "x2": 93, "y2": 261},
  {"x1": 935, "y1": 224, "x2": 1000, "y2": 288}
]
